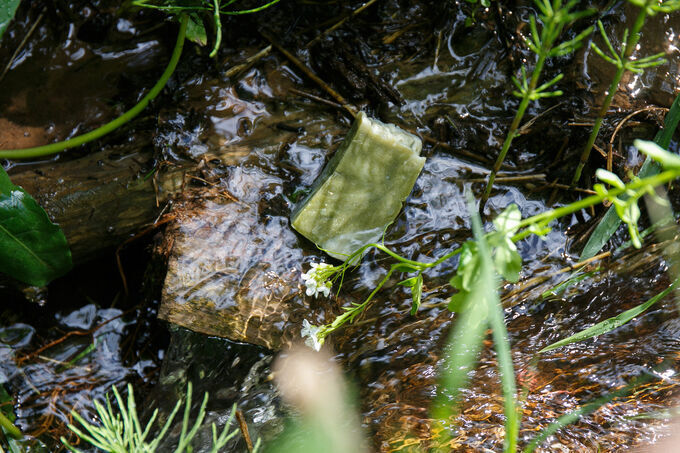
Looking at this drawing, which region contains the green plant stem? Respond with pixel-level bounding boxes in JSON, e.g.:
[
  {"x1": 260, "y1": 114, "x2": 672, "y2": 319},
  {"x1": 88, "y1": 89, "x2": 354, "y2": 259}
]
[
  {"x1": 515, "y1": 167, "x2": 680, "y2": 242},
  {"x1": 489, "y1": 300, "x2": 519, "y2": 452},
  {"x1": 571, "y1": 6, "x2": 649, "y2": 186},
  {"x1": 480, "y1": 6, "x2": 557, "y2": 211},
  {"x1": 0, "y1": 411, "x2": 22, "y2": 440},
  {"x1": 481, "y1": 87, "x2": 536, "y2": 210},
  {"x1": 343, "y1": 168, "x2": 680, "y2": 287},
  {"x1": 0, "y1": 15, "x2": 189, "y2": 160}
]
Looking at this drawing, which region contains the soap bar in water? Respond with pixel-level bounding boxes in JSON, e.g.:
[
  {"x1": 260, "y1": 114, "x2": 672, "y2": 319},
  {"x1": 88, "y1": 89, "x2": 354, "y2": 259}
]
[{"x1": 291, "y1": 112, "x2": 425, "y2": 260}]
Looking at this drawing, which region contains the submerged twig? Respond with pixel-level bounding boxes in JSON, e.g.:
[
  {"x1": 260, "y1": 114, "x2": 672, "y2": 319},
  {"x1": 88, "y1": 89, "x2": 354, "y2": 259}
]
[{"x1": 261, "y1": 30, "x2": 358, "y2": 118}]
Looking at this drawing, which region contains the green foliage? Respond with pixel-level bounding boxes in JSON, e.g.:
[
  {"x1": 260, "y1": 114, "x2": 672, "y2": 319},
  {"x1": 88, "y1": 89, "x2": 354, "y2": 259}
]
[
  {"x1": 480, "y1": 0, "x2": 593, "y2": 208},
  {"x1": 580, "y1": 93, "x2": 680, "y2": 260},
  {"x1": 302, "y1": 137, "x2": 680, "y2": 449},
  {"x1": 0, "y1": 166, "x2": 71, "y2": 286},
  {"x1": 0, "y1": 0, "x2": 21, "y2": 42},
  {"x1": 398, "y1": 273, "x2": 423, "y2": 315},
  {"x1": 571, "y1": 0, "x2": 680, "y2": 186},
  {"x1": 133, "y1": 0, "x2": 282, "y2": 57},
  {"x1": 62, "y1": 382, "x2": 242, "y2": 453},
  {"x1": 433, "y1": 196, "x2": 519, "y2": 452}
]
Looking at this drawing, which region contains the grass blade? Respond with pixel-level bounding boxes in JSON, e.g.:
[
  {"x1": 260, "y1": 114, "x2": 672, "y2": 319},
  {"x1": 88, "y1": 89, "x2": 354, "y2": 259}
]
[
  {"x1": 432, "y1": 195, "x2": 516, "y2": 447},
  {"x1": 488, "y1": 285, "x2": 520, "y2": 451},
  {"x1": 523, "y1": 371, "x2": 653, "y2": 452},
  {"x1": 539, "y1": 278, "x2": 677, "y2": 353}
]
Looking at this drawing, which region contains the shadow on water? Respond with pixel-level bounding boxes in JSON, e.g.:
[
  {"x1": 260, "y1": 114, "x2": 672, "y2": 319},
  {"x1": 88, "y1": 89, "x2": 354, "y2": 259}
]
[{"x1": 1, "y1": 0, "x2": 680, "y2": 451}]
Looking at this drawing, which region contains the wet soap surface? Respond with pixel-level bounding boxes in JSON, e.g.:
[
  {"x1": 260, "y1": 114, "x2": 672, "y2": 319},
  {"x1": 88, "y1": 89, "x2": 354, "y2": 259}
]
[{"x1": 291, "y1": 112, "x2": 425, "y2": 260}]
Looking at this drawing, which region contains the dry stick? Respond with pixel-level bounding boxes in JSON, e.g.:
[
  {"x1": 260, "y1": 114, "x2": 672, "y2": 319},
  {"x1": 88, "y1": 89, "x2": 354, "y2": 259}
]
[
  {"x1": 0, "y1": 9, "x2": 45, "y2": 84},
  {"x1": 607, "y1": 106, "x2": 669, "y2": 172},
  {"x1": 464, "y1": 174, "x2": 547, "y2": 183},
  {"x1": 267, "y1": 33, "x2": 494, "y2": 166},
  {"x1": 262, "y1": 30, "x2": 358, "y2": 118},
  {"x1": 224, "y1": 45, "x2": 272, "y2": 79},
  {"x1": 535, "y1": 181, "x2": 597, "y2": 195},
  {"x1": 235, "y1": 409, "x2": 254, "y2": 452},
  {"x1": 289, "y1": 87, "x2": 345, "y2": 110},
  {"x1": 305, "y1": 0, "x2": 381, "y2": 48}
]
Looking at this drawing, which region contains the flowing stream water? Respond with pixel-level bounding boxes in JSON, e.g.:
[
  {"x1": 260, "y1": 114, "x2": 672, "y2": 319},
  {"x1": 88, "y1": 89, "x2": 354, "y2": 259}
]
[{"x1": 1, "y1": 1, "x2": 679, "y2": 451}]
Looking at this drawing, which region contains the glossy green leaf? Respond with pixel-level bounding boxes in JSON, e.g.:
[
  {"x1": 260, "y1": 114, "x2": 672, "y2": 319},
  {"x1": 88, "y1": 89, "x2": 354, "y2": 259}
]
[
  {"x1": 0, "y1": 167, "x2": 72, "y2": 286},
  {"x1": 0, "y1": 0, "x2": 21, "y2": 43},
  {"x1": 539, "y1": 279, "x2": 677, "y2": 353}
]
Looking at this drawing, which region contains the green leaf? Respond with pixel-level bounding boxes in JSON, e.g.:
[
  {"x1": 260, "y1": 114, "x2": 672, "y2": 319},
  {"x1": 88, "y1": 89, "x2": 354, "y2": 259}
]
[
  {"x1": 0, "y1": 167, "x2": 72, "y2": 286},
  {"x1": 635, "y1": 139, "x2": 680, "y2": 170},
  {"x1": 186, "y1": 14, "x2": 207, "y2": 46},
  {"x1": 433, "y1": 201, "x2": 493, "y2": 431},
  {"x1": 595, "y1": 169, "x2": 625, "y2": 188},
  {"x1": 0, "y1": 0, "x2": 21, "y2": 43},
  {"x1": 410, "y1": 274, "x2": 423, "y2": 315},
  {"x1": 435, "y1": 194, "x2": 519, "y2": 451},
  {"x1": 493, "y1": 204, "x2": 521, "y2": 235},
  {"x1": 398, "y1": 273, "x2": 424, "y2": 315},
  {"x1": 494, "y1": 239, "x2": 522, "y2": 282},
  {"x1": 539, "y1": 279, "x2": 677, "y2": 353}
]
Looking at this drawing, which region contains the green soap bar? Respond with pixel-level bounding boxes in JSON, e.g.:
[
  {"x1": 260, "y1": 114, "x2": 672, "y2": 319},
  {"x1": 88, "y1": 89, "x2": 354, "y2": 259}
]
[{"x1": 291, "y1": 112, "x2": 425, "y2": 260}]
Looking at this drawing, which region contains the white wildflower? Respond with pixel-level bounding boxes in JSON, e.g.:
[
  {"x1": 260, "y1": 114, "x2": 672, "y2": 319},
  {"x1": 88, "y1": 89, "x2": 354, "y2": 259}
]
[
  {"x1": 300, "y1": 262, "x2": 334, "y2": 298},
  {"x1": 300, "y1": 319, "x2": 324, "y2": 351}
]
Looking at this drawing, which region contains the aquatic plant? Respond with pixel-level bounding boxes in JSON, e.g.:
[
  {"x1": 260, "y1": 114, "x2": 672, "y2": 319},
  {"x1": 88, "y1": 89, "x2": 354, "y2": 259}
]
[
  {"x1": 61, "y1": 382, "x2": 251, "y2": 453},
  {"x1": 479, "y1": 0, "x2": 594, "y2": 209},
  {"x1": 570, "y1": 0, "x2": 680, "y2": 187},
  {"x1": 0, "y1": 1, "x2": 281, "y2": 160},
  {"x1": 133, "y1": 0, "x2": 282, "y2": 57},
  {"x1": 300, "y1": 133, "x2": 680, "y2": 450}
]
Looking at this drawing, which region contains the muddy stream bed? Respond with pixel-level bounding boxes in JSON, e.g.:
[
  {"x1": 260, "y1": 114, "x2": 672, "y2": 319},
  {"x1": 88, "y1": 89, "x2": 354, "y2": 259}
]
[{"x1": 1, "y1": 1, "x2": 680, "y2": 451}]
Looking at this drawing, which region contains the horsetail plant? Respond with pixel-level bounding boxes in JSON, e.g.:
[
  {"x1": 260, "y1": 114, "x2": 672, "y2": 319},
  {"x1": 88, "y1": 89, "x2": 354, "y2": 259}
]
[
  {"x1": 570, "y1": 0, "x2": 680, "y2": 187},
  {"x1": 61, "y1": 382, "x2": 246, "y2": 453},
  {"x1": 479, "y1": 0, "x2": 593, "y2": 210}
]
